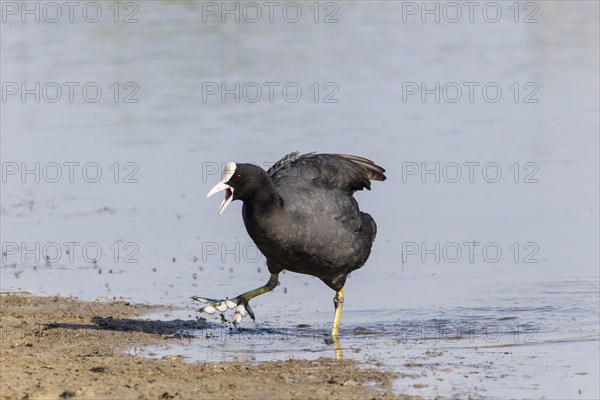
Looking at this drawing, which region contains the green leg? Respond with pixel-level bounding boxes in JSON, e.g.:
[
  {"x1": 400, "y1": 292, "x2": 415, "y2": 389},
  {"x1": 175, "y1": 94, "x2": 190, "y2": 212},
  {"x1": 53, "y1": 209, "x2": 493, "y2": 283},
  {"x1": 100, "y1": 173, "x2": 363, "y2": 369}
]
[{"x1": 238, "y1": 273, "x2": 279, "y2": 302}]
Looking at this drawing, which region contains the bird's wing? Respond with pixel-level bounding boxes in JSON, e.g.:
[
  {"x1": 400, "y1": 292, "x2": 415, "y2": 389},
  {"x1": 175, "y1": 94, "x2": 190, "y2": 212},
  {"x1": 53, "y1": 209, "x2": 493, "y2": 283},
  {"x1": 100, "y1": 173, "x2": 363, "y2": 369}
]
[
  {"x1": 269, "y1": 152, "x2": 386, "y2": 193},
  {"x1": 267, "y1": 151, "x2": 303, "y2": 176}
]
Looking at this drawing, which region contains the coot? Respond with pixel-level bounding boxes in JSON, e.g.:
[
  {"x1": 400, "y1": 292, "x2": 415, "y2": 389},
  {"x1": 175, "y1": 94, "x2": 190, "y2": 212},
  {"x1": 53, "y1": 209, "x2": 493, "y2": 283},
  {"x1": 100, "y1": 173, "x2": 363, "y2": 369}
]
[{"x1": 194, "y1": 152, "x2": 386, "y2": 336}]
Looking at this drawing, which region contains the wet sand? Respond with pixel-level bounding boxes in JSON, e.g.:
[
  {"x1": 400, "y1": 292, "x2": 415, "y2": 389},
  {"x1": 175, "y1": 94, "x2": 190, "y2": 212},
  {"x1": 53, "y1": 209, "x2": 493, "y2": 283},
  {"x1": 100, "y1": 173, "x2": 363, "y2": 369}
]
[{"x1": 0, "y1": 295, "x2": 410, "y2": 400}]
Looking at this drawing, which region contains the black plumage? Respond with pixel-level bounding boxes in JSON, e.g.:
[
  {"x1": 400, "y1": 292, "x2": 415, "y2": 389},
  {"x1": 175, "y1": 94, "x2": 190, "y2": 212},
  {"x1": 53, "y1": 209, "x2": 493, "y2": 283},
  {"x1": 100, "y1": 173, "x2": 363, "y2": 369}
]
[
  {"x1": 235, "y1": 152, "x2": 385, "y2": 290},
  {"x1": 198, "y1": 152, "x2": 386, "y2": 335}
]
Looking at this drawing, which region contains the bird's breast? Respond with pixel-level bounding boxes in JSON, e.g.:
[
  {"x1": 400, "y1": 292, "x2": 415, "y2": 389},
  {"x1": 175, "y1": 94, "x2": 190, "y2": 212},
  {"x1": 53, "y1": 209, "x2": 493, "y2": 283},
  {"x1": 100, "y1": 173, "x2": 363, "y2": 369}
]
[{"x1": 241, "y1": 198, "x2": 368, "y2": 273}]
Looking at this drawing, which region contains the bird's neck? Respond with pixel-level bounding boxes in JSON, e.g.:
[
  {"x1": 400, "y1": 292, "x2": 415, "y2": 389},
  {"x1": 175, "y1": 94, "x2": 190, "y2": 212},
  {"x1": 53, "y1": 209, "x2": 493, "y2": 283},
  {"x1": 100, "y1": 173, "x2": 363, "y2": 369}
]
[{"x1": 244, "y1": 175, "x2": 283, "y2": 213}]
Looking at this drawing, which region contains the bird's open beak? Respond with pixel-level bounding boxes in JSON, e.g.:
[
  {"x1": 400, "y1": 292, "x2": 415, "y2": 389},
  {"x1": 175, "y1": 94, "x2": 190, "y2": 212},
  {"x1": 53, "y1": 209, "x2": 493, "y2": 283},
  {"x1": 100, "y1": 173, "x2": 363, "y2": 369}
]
[
  {"x1": 207, "y1": 162, "x2": 237, "y2": 215},
  {"x1": 207, "y1": 182, "x2": 234, "y2": 215}
]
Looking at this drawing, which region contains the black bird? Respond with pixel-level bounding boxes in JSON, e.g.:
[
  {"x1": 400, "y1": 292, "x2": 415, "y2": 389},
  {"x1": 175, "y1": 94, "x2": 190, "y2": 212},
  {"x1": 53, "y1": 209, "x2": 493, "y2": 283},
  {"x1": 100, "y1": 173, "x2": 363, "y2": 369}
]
[{"x1": 194, "y1": 152, "x2": 386, "y2": 336}]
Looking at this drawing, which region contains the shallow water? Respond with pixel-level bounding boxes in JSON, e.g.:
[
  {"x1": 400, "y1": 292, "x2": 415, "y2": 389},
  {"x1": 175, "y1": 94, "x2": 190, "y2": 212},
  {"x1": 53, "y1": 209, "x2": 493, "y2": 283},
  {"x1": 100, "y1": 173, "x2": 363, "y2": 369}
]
[{"x1": 2, "y1": 1, "x2": 599, "y2": 398}]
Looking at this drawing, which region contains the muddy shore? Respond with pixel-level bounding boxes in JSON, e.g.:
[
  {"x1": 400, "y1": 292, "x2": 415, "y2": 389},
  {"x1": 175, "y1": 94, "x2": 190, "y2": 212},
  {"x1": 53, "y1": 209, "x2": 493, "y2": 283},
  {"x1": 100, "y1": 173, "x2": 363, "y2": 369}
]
[{"x1": 0, "y1": 295, "x2": 413, "y2": 400}]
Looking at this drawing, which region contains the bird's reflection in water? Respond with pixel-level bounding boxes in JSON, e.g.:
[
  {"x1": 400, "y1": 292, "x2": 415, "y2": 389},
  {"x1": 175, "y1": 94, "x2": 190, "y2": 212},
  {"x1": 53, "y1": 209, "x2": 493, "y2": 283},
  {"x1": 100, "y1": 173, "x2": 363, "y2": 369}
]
[{"x1": 325, "y1": 336, "x2": 343, "y2": 360}]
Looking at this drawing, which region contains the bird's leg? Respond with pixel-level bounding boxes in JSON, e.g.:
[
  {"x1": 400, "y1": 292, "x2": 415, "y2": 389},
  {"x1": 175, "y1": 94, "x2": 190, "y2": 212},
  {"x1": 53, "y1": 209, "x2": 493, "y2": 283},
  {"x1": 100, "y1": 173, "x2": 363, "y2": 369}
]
[
  {"x1": 331, "y1": 288, "x2": 344, "y2": 337},
  {"x1": 192, "y1": 273, "x2": 279, "y2": 326}
]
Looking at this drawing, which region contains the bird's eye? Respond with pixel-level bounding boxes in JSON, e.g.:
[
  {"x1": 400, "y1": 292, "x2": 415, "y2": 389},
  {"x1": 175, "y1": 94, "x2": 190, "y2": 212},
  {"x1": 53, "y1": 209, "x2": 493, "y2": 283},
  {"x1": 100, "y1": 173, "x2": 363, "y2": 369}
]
[{"x1": 233, "y1": 174, "x2": 242, "y2": 182}]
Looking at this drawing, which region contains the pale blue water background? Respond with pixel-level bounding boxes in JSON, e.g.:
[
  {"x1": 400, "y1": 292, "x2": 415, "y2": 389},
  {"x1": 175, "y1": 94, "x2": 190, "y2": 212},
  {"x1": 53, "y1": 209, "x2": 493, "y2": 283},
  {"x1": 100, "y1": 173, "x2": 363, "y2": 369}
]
[{"x1": 1, "y1": 2, "x2": 598, "y2": 398}]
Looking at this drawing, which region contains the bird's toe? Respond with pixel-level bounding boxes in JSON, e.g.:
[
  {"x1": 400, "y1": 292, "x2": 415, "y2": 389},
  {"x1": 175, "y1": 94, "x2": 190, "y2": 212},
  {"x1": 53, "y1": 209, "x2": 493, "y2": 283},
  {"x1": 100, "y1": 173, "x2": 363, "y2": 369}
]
[
  {"x1": 192, "y1": 296, "x2": 237, "y2": 314},
  {"x1": 232, "y1": 298, "x2": 256, "y2": 325}
]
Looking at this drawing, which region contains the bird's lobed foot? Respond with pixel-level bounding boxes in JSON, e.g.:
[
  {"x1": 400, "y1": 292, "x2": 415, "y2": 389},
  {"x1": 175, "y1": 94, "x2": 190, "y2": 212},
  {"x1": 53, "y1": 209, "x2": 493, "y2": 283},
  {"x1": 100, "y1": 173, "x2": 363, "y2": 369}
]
[{"x1": 192, "y1": 296, "x2": 255, "y2": 326}]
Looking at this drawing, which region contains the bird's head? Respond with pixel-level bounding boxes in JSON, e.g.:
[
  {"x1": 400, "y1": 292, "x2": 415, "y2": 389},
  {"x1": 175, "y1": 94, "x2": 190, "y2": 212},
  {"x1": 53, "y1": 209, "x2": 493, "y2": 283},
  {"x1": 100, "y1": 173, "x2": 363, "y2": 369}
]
[{"x1": 207, "y1": 162, "x2": 269, "y2": 215}]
